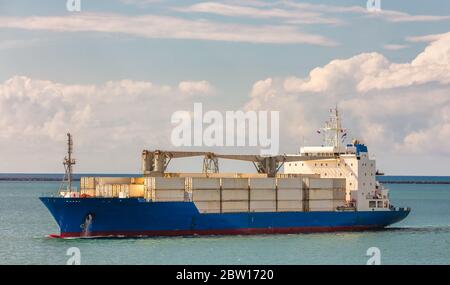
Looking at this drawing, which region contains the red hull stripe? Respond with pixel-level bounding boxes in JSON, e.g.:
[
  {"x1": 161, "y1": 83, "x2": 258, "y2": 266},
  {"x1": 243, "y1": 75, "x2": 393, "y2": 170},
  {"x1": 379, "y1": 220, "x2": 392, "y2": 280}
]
[{"x1": 54, "y1": 225, "x2": 381, "y2": 238}]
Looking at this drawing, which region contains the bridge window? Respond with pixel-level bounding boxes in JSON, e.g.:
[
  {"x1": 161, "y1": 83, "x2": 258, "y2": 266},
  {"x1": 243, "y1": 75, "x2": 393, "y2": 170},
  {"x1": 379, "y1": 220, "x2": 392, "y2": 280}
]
[{"x1": 369, "y1": 201, "x2": 376, "y2": 208}]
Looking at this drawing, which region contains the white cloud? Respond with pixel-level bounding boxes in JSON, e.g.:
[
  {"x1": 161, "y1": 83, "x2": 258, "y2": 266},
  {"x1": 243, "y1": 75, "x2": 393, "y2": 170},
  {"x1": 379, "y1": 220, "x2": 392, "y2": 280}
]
[
  {"x1": 406, "y1": 32, "x2": 450, "y2": 43},
  {"x1": 227, "y1": 1, "x2": 450, "y2": 24},
  {"x1": 178, "y1": 80, "x2": 213, "y2": 95},
  {"x1": 0, "y1": 76, "x2": 214, "y2": 172},
  {"x1": 383, "y1": 44, "x2": 409, "y2": 50},
  {"x1": 0, "y1": 13, "x2": 336, "y2": 46},
  {"x1": 177, "y1": 2, "x2": 344, "y2": 25},
  {"x1": 279, "y1": 32, "x2": 450, "y2": 94},
  {"x1": 243, "y1": 31, "x2": 450, "y2": 159}
]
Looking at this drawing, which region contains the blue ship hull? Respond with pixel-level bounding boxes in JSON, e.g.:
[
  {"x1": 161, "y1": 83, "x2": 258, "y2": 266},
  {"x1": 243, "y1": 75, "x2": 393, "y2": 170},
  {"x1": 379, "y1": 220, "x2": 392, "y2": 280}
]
[{"x1": 40, "y1": 197, "x2": 410, "y2": 238}]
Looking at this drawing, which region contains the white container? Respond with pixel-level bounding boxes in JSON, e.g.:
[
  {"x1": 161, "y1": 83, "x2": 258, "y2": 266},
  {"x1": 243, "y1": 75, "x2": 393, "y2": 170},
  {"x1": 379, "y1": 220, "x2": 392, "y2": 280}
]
[
  {"x1": 191, "y1": 178, "x2": 220, "y2": 190},
  {"x1": 333, "y1": 178, "x2": 346, "y2": 189},
  {"x1": 250, "y1": 200, "x2": 276, "y2": 212},
  {"x1": 221, "y1": 189, "x2": 249, "y2": 201},
  {"x1": 277, "y1": 189, "x2": 302, "y2": 201},
  {"x1": 154, "y1": 189, "x2": 185, "y2": 201},
  {"x1": 277, "y1": 178, "x2": 302, "y2": 189},
  {"x1": 250, "y1": 189, "x2": 275, "y2": 201},
  {"x1": 129, "y1": 184, "x2": 145, "y2": 197},
  {"x1": 194, "y1": 201, "x2": 220, "y2": 213},
  {"x1": 192, "y1": 189, "x2": 220, "y2": 201},
  {"x1": 152, "y1": 177, "x2": 185, "y2": 190},
  {"x1": 277, "y1": 200, "x2": 303, "y2": 212},
  {"x1": 221, "y1": 201, "x2": 248, "y2": 213},
  {"x1": 309, "y1": 189, "x2": 333, "y2": 200},
  {"x1": 306, "y1": 178, "x2": 334, "y2": 189},
  {"x1": 132, "y1": 177, "x2": 145, "y2": 185},
  {"x1": 309, "y1": 199, "x2": 334, "y2": 211},
  {"x1": 333, "y1": 200, "x2": 346, "y2": 208},
  {"x1": 221, "y1": 178, "x2": 248, "y2": 189},
  {"x1": 248, "y1": 178, "x2": 275, "y2": 189},
  {"x1": 333, "y1": 188, "x2": 346, "y2": 200},
  {"x1": 96, "y1": 177, "x2": 132, "y2": 185}
]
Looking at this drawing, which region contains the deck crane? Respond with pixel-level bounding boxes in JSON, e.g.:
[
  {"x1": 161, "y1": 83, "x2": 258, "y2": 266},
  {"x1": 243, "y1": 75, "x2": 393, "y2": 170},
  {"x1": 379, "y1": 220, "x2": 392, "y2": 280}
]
[{"x1": 141, "y1": 149, "x2": 337, "y2": 177}]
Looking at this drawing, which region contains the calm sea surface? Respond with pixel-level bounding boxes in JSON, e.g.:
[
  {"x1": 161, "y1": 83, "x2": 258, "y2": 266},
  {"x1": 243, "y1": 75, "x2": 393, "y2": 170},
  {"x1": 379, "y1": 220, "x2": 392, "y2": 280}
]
[{"x1": 0, "y1": 175, "x2": 449, "y2": 265}]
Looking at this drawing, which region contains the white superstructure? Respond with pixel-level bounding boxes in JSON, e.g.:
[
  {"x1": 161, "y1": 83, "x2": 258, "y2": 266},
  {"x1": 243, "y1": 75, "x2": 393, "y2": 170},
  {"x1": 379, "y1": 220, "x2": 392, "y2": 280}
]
[{"x1": 284, "y1": 108, "x2": 390, "y2": 211}]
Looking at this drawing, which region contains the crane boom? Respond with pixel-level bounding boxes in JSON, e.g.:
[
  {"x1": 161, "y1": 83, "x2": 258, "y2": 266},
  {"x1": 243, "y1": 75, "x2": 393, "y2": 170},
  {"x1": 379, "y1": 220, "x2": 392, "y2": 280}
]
[{"x1": 141, "y1": 149, "x2": 337, "y2": 177}]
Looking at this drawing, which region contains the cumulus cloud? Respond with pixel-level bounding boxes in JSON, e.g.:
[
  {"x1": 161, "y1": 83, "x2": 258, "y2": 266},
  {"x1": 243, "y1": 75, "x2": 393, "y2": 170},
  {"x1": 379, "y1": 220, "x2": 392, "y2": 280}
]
[
  {"x1": 280, "y1": 33, "x2": 450, "y2": 94},
  {"x1": 178, "y1": 80, "x2": 213, "y2": 95},
  {"x1": 0, "y1": 13, "x2": 336, "y2": 46},
  {"x1": 0, "y1": 76, "x2": 214, "y2": 172},
  {"x1": 244, "y1": 31, "x2": 450, "y2": 158}
]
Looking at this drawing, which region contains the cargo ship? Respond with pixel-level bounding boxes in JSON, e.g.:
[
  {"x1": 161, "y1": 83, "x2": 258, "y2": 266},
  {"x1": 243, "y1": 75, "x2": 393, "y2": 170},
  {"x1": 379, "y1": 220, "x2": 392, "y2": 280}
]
[{"x1": 40, "y1": 109, "x2": 410, "y2": 238}]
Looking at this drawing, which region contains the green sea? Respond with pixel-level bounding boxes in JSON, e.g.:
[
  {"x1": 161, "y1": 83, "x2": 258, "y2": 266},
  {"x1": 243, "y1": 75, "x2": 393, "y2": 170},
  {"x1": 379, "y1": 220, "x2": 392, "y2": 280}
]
[{"x1": 0, "y1": 176, "x2": 449, "y2": 265}]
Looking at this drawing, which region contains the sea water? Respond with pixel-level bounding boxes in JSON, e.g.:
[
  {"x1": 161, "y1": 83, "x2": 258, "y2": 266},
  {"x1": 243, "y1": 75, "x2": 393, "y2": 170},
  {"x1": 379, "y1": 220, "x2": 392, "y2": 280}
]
[{"x1": 0, "y1": 176, "x2": 449, "y2": 265}]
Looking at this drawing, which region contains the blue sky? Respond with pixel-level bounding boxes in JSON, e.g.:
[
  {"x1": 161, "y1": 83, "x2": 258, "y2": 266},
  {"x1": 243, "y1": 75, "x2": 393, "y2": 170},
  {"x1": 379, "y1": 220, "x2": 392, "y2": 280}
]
[{"x1": 0, "y1": 0, "x2": 449, "y2": 174}]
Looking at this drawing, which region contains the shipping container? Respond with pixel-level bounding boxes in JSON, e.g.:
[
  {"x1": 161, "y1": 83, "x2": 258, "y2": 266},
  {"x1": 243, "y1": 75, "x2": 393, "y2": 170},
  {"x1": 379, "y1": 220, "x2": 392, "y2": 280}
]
[
  {"x1": 221, "y1": 178, "x2": 249, "y2": 189},
  {"x1": 333, "y1": 188, "x2": 346, "y2": 200},
  {"x1": 80, "y1": 189, "x2": 95, "y2": 196},
  {"x1": 250, "y1": 200, "x2": 276, "y2": 212},
  {"x1": 250, "y1": 189, "x2": 276, "y2": 201},
  {"x1": 131, "y1": 177, "x2": 145, "y2": 185},
  {"x1": 333, "y1": 200, "x2": 346, "y2": 208},
  {"x1": 305, "y1": 178, "x2": 334, "y2": 189},
  {"x1": 309, "y1": 189, "x2": 334, "y2": 200},
  {"x1": 221, "y1": 189, "x2": 249, "y2": 201},
  {"x1": 277, "y1": 189, "x2": 302, "y2": 201},
  {"x1": 96, "y1": 177, "x2": 132, "y2": 185},
  {"x1": 332, "y1": 178, "x2": 346, "y2": 189},
  {"x1": 129, "y1": 184, "x2": 145, "y2": 198},
  {"x1": 153, "y1": 189, "x2": 185, "y2": 201},
  {"x1": 221, "y1": 201, "x2": 248, "y2": 213},
  {"x1": 249, "y1": 178, "x2": 275, "y2": 189},
  {"x1": 149, "y1": 177, "x2": 185, "y2": 190},
  {"x1": 192, "y1": 189, "x2": 220, "y2": 201},
  {"x1": 309, "y1": 199, "x2": 335, "y2": 211},
  {"x1": 194, "y1": 201, "x2": 220, "y2": 213},
  {"x1": 276, "y1": 178, "x2": 302, "y2": 189},
  {"x1": 277, "y1": 200, "x2": 303, "y2": 212},
  {"x1": 191, "y1": 177, "x2": 220, "y2": 189}
]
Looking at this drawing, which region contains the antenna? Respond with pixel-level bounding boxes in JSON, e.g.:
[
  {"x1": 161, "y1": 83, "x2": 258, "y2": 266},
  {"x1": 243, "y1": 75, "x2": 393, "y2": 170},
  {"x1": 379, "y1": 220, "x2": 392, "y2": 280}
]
[
  {"x1": 60, "y1": 133, "x2": 76, "y2": 192},
  {"x1": 320, "y1": 107, "x2": 345, "y2": 148}
]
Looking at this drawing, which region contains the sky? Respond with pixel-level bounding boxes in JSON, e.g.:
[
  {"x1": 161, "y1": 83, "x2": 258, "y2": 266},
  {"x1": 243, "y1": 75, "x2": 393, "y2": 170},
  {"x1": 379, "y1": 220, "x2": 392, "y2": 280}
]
[{"x1": 0, "y1": 0, "x2": 449, "y2": 175}]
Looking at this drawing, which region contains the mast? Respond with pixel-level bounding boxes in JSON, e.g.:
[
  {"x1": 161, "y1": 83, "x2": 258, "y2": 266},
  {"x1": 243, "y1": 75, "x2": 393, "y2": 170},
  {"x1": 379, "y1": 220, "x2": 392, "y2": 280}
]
[
  {"x1": 61, "y1": 133, "x2": 76, "y2": 192},
  {"x1": 321, "y1": 107, "x2": 345, "y2": 148}
]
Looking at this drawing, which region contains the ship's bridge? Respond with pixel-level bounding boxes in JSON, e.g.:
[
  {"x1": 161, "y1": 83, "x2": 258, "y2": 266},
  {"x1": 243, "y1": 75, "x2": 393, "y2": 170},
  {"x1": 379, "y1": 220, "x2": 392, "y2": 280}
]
[{"x1": 300, "y1": 144, "x2": 368, "y2": 157}]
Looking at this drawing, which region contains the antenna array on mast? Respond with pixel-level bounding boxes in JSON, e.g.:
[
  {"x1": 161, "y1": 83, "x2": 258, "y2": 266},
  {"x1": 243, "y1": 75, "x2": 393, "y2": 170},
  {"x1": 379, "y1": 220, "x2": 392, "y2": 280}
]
[{"x1": 60, "y1": 133, "x2": 76, "y2": 192}]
